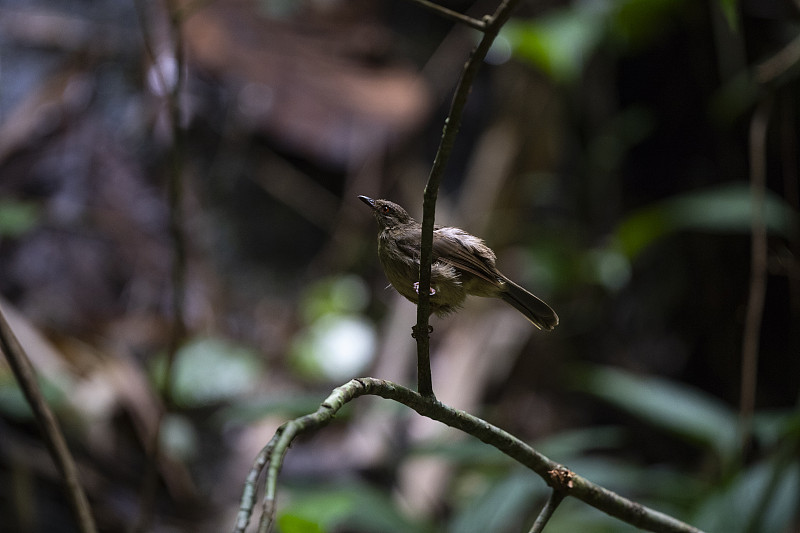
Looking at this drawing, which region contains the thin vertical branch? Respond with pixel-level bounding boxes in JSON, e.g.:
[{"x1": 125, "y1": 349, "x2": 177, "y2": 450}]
[
  {"x1": 528, "y1": 490, "x2": 566, "y2": 533},
  {"x1": 133, "y1": 0, "x2": 189, "y2": 529},
  {"x1": 0, "y1": 305, "x2": 98, "y2": 533},
  {"x1": 163, "y1": 0, "x2": 188, "y2": 411},
  {"x1": 739, "y1": 96, "x2": 772, "y2": 450},
  {"x1": 415, "y1": 0, "x2": 523, "y2": 397}
]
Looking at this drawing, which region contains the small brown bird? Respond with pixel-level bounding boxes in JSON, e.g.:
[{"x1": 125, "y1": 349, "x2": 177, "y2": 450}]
[{"x1": 359, "y1": 196, "x2": 558, "y2": 330}]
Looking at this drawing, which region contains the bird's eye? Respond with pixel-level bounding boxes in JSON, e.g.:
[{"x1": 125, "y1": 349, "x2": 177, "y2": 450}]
[{"x1": 382, "y1": 205, "x2": 391, "y2": 214}]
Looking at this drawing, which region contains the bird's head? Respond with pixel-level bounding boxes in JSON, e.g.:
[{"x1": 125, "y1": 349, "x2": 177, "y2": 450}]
[{"x1": 359, "y1": 196, "x2": 414, "y2": 230}]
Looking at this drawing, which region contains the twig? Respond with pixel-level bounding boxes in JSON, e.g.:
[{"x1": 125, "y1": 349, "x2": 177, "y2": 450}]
[
  {"x1": 0, "y1": 305, "x2": 98, "y2": 533},
  {"x1": 133, "y1": 0, "x2": 189, "y2": 529},
  {"x1": 739, "y1": 96, "x2": 772, "y2": 450},
  {"x1": 235, "y1": 378, "x2": 705, "y2": 533},
  {"x1": 163, "y1": 0, "x2": 188, "y2": 412},
  {"x1": 528, "y1": 490, "x2": 566, "y2": 533},
  {"x1": 415, "y1": 0, "x2": 523, "y2": 398},
  {"x1": 233, "y1": 435, "x2": 280, "y2": 533},
  {"x1": 403, "y1": 0, "x2": 487, "y2": 31}
]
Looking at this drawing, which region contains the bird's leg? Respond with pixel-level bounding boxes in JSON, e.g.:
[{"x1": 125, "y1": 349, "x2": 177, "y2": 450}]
[{"x1": 411, "y1": 283, "x2": 435, "y2": 338}]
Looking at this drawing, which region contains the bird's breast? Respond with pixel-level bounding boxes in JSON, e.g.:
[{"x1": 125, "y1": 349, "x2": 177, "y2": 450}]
[{"x1": 378, "y1": 232, "x2": 417, "y2": 290}]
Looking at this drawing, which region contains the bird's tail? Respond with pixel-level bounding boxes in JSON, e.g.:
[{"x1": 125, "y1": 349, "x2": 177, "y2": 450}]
[{"x1": 499, "y1": 279, "x2": 559, "y2": 331}]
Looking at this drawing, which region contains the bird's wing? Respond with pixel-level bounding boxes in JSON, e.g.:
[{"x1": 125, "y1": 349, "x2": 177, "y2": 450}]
[
  {"x1": 432, "y1": 227, "x2": 503, "y2": 285},
  {"x1": 389, "y1": 225, "x2": 423, "y2": 260}
]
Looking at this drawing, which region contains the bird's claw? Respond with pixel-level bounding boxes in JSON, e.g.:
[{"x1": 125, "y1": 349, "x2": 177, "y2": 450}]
[
  {"x1": 413, "y1": 282, "x2": 436, "y2": 296},
  {"x1": 411, "y1": 324, "x2": 434, "y2": 339}
]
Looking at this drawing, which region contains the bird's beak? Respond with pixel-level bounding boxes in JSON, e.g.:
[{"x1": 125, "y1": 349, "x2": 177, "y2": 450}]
[{"x1": 358, "y1": 195, "x2": 376, "y2": 209}]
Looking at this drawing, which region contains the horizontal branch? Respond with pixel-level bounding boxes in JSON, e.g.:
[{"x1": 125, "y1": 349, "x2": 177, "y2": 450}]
[{"x1": 235, "y1": 378, "x2": 705, "y2": 533}]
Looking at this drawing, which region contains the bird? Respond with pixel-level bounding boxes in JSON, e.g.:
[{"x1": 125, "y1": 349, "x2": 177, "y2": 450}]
[{"x1": 359, "y1": 195, "x2": 558, "y2": 330}]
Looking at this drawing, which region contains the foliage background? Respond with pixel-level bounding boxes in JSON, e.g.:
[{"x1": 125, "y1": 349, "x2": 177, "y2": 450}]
[{"x1": 0, "y1": 0, "x2": 798, "y2": 531}]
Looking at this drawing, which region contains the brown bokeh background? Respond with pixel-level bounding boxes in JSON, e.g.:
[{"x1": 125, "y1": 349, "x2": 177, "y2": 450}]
[{"x1": 0, "y1": 0, "x2": 798, "y2": 531}]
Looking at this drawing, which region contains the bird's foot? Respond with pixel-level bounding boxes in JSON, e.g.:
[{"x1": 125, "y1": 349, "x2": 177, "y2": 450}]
[
  {"x1": 413, "y1": 282, "x2": 436, "y2": 296},
  {"x1": 411, "y1": 324, "x2": 434, "y2": 338}
]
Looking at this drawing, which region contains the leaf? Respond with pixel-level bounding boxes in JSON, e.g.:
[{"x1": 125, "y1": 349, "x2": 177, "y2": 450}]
[
  {"x1": 693, "y1": 459, "x2": 800, "y2": 532},
  {"x1": 716, "y1": 0, "x2": 739, "y2": 31},
  {"x1": 504, "y1": 9, "x2": 606, "y2": 83},
  {"x1": 215, "y1": 393, "x2": 344, "y2": 424},
  {"x1": 281, "y1": 482, "x2": 433, "y2": 533},
  {"x1": 412, "y1": 437, "x2": 510, "y2": 466},
  {"x1": 573, "y1": 365, "x2": 739, "y2": 463},
  {"x1": 151, "y1": 337, "x2": 265, "y2": 407},
  {"x1": 751, "y1": 408, "x2": 800, "y2": 449},
  {"x1": 0, "y1": 372, "x2": 66, "y2": 419},
  {"x1": 609, "y1": 0, "x2": 688, "y2": 49},
  {"x1": 614, "y1": 184, "x2": 798, "y2": 259},
  {"x1": 505, "y1": 0, "x2": 692, "y2": 82},
  {"x1": 276, "y1": 514, "x2": 326, "y2": 533},
  {"x1": 542, "y1": 498, "x2": 645, "y2": 532},
  {"x1": 300, "y1": 275, "x2": 371, "y2": 321},
  {"x1": 710, "y1": 72, "x2": 759, "y2": 124},
  {"x1": 449, "y1": 470, "x2": 542, "y2": 533},
  {"x1": 535, "y1": 426, "x2": 627, "y2": 459},
  {"x1": 289, "y1": 314, "x2": 376, "y2": 381}
]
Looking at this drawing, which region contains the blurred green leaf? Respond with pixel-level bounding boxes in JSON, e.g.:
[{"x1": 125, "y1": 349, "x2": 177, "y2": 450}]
[
  {"x1": 412, "y1": 437, "x2": 510, "y2": 466},
  {"x1": 587, "y1": 106, "x2": 656, "y2": 174},
  {"x1": 573, "y1": 365, "x2": 739, "y2": 463},
  {"x1": 289, "y1": 314, "x2": 376, "y2": 381},
  {"x1": 609, "y1": 0, "x2": 687, "y2": 49},
  {"x1": 505, "y1": 0, "x2": 691, "y2": 82},
  {"x1": 449, "y1": 470, "x2": 542, "y2": 533},
  {"x1": 716, "y1": 0, "x2": 739, "y2": 30},
  {"x1": 711, "y1": 72, "x2": 759, "y2": 124},
  {"x1": 0, "y1": 200, "x2": 39, "y2": 237},
  {"x1": 281, "y1": 490, "x2": 353, "y2": 530},
  {"x1": 583, "y1": 248, "x2": 632, "y2": 291},
  {"x1": 0, "y1": 372, "x2": 67, "y2": 419},
  {"x1": 277, "y1": 514, "x2": 325, "y2": 533},
  {"x1": 535, "y1": 426, "x2": 626, "y2": 459},
  {"x1": 693, "y1": 458, "x2": 800, "y2": 532},
  {"x1": 542, "y1": 497, "x2": 646, "y2": 533},
  {"x1": 504, "y1": 9, "x2": 606, "y2": 83},
  {"x1": 292, "y1": 274, "x2": 376, "y2": 381},
  {"x1": 151, "y1": 337, "x2": 264, "y2": 407},
  {"x1": 416, "y1": 427, "x2": 624, "y2": 468},
  {"x1": 300, "y1": 275, "x2": 370, "y2": 322},
  {"x1": 614, "y1": 184, "x2": 798, "y2": 258},
  {"x1": 452, "y1": 457, "x2": 699, "y2": 533},
  {"x1": 555, "y1": 455, "x2": 705, "y2": 511},
  {"x1": 216, "y1": 393, "x2": 346, "y2": 424},
  {"x1": 751, "y1": 408, "x2": 800, "y2": 449},
  {"x1": 281, "y1": 482, "x2": 432, "y2": 533}
]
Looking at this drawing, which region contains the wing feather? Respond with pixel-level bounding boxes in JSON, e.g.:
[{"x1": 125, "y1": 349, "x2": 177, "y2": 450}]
[{"x1": 432, "y1": 227, "x2": 502, "y2": 286}]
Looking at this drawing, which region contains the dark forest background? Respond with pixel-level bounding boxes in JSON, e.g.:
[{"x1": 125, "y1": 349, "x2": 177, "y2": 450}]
[{"x1": 0, "y1": 0, "x2": 798, "y2": 531}]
